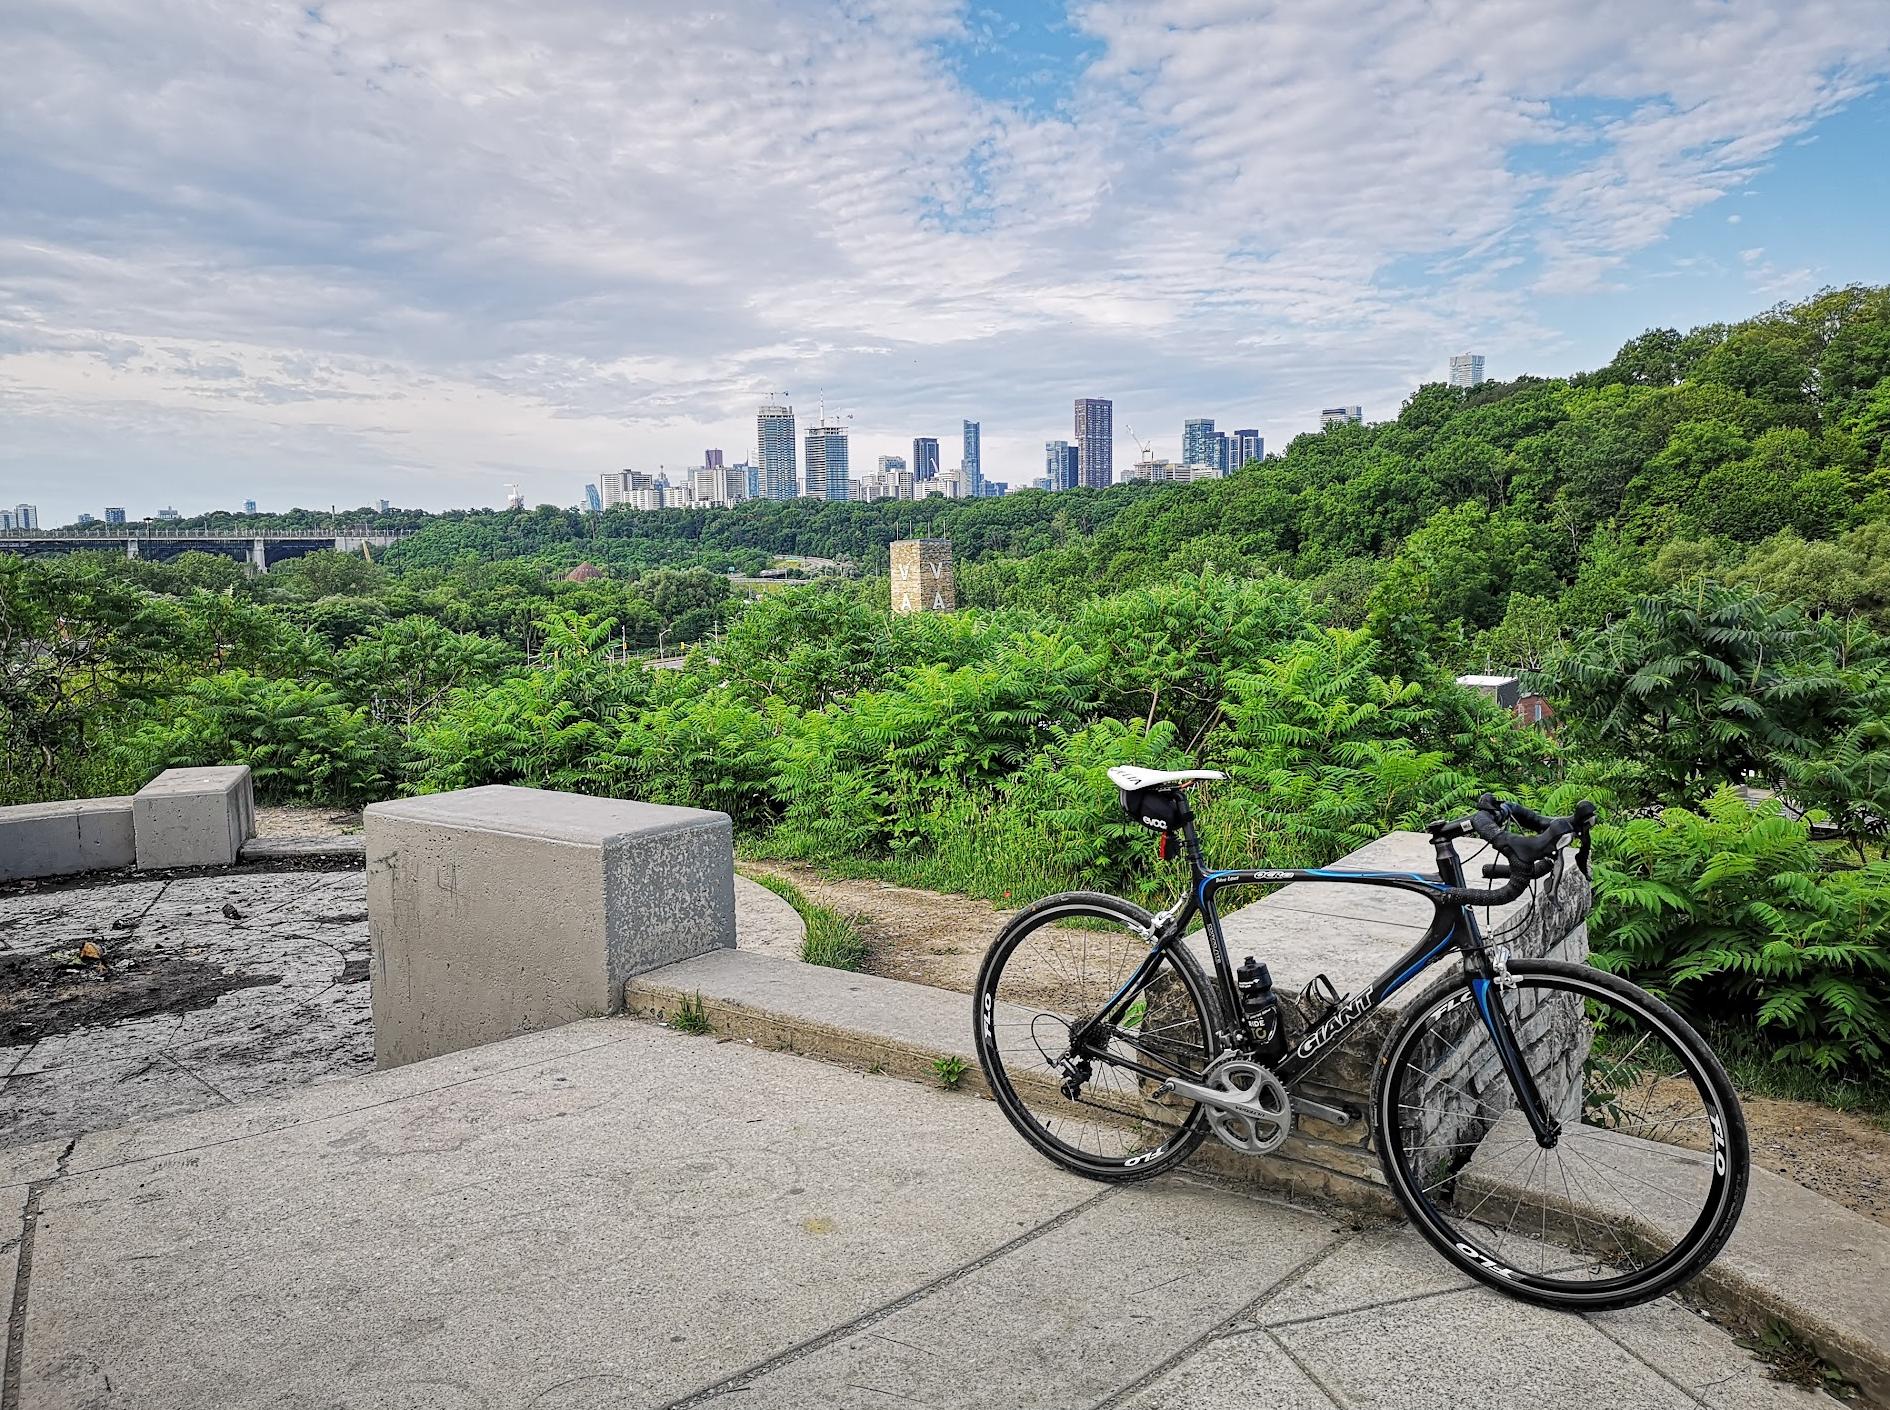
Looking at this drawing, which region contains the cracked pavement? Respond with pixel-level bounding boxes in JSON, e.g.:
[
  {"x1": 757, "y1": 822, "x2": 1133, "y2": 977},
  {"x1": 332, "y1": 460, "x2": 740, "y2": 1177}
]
[
  {"x1": 1, "y1": 868, "x2": 374, "y2": 1149},
  {"x1": 0, "y1": 1020, "x2": 1842, "y2": 1409}
]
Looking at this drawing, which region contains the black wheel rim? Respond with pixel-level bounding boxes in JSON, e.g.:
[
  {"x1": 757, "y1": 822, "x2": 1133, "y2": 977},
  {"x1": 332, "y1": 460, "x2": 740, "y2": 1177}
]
[
  {"x1": 1381, "y1": 970, "x2": 1739, "y2": 1301},
  {"x1": 977, "y1": 904, "x2": 1213, "y2": 1170}
]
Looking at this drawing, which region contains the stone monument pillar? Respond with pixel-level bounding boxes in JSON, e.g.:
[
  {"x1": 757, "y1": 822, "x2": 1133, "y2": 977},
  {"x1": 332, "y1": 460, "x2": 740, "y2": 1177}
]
[{"x1": 890, "y1": 538, "x2": 955, "y2": 614}]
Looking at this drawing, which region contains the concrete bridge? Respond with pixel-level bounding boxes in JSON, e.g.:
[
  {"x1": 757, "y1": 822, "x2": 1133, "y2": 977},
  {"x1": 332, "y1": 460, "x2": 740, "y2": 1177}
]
[{"x1": 0, "y1": 525, "x2": 413, "y2": 571}]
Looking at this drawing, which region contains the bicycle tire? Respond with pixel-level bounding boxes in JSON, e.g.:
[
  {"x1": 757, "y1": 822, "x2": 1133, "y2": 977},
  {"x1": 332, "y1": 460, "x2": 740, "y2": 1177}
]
[
  {"x1": 973, "y1": 891, "x2": 1224, "y2": 1182},
  {"x1": 1372, "y1": 958, "x2": 1749, "y2": 1310}
]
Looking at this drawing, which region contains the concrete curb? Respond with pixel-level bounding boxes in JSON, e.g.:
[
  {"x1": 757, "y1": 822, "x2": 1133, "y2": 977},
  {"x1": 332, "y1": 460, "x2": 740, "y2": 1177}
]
[
  {"x1": 627, "y1": 947, "x2": 1890, "y2": 1404},
  {"x1": 624, "y1": 948, "x2": 1397, "y2": 1215}
]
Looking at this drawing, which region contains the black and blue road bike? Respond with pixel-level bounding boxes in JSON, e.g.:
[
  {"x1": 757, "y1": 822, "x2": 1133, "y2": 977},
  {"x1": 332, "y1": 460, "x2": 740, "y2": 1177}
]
[{"x1": 972, "y1": 769, "x2": 1749, "y2": 1311}]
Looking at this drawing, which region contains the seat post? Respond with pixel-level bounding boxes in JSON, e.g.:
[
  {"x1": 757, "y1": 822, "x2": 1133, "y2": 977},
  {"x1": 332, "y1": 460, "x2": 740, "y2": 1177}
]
[{"x1": 1179, "y1": 810, "x2": 1207, "y2": 876}]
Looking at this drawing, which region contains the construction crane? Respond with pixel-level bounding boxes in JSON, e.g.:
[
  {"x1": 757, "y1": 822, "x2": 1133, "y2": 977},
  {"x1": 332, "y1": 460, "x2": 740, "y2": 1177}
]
[{"x1": 1125, "y1": 424, "x2": 1158, "y2": 468}]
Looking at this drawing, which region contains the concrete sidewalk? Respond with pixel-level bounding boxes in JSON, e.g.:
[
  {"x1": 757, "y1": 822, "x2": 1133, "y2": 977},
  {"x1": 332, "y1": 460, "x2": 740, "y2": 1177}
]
[{"x1": 4, "y1": 1019, "x2": 1835, "y2": 1410}]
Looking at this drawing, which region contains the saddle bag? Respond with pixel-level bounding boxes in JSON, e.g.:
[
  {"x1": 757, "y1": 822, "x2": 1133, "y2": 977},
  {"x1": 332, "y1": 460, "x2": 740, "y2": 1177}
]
[{"x1": 1116, "y1": 783, "x2": 1191, "y2": 833}]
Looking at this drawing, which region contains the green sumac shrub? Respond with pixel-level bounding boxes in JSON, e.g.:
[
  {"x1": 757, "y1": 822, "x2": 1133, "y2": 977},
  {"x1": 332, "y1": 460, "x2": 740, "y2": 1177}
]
[
  {"x1": 1591, "y1": 789, "x2": 1890, "y2": 1071},
  {"x1": 121, "y1": 671, "x2": 397, "y2": 805}
]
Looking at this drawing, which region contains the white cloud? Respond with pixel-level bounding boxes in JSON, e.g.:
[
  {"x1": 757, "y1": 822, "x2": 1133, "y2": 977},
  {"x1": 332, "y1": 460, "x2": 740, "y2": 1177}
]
[{"x1": 1, "y1": 0, "x2": 1886, "y2": 519}]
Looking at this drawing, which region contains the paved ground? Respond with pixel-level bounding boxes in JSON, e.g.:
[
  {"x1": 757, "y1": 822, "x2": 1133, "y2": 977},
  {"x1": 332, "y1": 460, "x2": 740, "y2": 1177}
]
[
  {"x1": 2, "y1": 1017, "x2": 1836, "y2": 1410},
  {"x1": 1, "y1": 869, "x2": 800, "y2": 1150}
]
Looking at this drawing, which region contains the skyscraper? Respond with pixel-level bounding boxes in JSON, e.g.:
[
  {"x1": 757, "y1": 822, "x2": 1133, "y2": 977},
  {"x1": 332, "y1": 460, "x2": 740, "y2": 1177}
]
[
  {"x1": 13, "y1": 503, "x2": 39, "y2": 529},
  {"x1": 758, "y1": 403, "x2": 798, "y2": 499},
  {"x1": 376, "y1": 498, "x2": 391, "y2": 514},
  {"x1": 704, "y1": 448, "x2": 725, "y2": 468},
  {"x1": 962, "y1": 420, "x2": 982, "y2": 496},
  {"x1": 878, "y1": 454, "x2": 907, "y2": 475},
  {"x1": 242, "y1": 498, "x2": 257, "y2": 515},
  {"x1": 584, "y1": 484, "x2": 602, "y2": 512},
  {"x1": 1044, "y1": 440, "x2": 1079, "y2": 491},
  {"x1": 1229, "y1": 429, "x2": 1263, "y2": 469},
  {"x1": 1075, "y1": 398, "x2": 1113, "y2": 489},
  {"x1": 804, "y1": 422, "x2": 850, "y2": 501},
  {"x1": 1182, "y1": 418, "x2": 1216, "y2": 468},
  {"x1": 1449, "y1": 353, "x2": 1486, "y2": 388},
  {"x1": 104, "y1": 507, "x2": 126, "y2": 525},
  {"x1": 912, "y1": 436, "x2": 941, "y2": 482},
  {"x1": 1320, "y1": 406, "x2": 1363, "y2": 429}
]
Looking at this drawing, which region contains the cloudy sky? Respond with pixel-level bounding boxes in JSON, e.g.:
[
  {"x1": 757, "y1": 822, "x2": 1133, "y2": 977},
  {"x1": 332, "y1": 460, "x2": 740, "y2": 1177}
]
[{"x1": 4, "y1": 0, "x2": 1889, "y2": 524}]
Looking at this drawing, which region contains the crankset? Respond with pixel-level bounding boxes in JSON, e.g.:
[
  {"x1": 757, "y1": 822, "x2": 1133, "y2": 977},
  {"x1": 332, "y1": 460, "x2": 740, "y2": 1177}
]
[{"x1": 1158, "y1": 1057, "x2": 1293, "y2": 1155}]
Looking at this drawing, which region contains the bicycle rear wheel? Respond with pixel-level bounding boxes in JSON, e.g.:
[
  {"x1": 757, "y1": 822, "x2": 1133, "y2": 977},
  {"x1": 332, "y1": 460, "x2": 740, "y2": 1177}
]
[
  {"x1": 1374, "y1": 958, "x2": 1748, "y2": 1310},
  {"x1": 973, "y1": 892, "x2": 1221, "y2": 1182}
]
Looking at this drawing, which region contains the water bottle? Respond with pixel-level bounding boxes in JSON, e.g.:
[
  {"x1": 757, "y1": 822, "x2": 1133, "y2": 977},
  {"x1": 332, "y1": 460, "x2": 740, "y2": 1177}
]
[{"x1": 1237, "y1": 956, "x2": 1286, "y2": 1060}]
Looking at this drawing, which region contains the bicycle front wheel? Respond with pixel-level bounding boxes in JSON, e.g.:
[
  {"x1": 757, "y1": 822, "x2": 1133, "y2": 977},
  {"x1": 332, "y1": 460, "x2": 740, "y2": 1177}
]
[
  {"x1": 973, "y1": 892, "x2": 1222, "y2": 1182},
  {"x1": 1374, "y1": 958, "x2": 1748, "y2": 1310}
]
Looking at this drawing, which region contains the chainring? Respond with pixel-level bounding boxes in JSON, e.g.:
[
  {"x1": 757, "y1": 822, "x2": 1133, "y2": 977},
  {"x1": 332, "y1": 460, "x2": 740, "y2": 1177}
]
[{"x1": 1202, "y1": 1056, "x2": 1293, "y2": 1155}]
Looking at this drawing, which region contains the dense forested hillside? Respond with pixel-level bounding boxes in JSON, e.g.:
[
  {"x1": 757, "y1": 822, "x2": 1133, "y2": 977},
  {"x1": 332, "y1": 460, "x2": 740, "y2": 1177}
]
[{"x1": 8, "y1": 285, "x2": 1890, "y2": 1079}]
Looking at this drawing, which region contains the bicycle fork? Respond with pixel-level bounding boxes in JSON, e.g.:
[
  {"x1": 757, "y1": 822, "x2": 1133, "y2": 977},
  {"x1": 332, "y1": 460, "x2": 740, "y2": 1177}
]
[{"x1": 1471, "y1": 948, "x2": 1560, "y2": 1148}]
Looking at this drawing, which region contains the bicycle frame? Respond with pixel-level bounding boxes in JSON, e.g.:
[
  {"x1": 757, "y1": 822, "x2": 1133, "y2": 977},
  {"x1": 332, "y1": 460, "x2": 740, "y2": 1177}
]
[{"x1": 1075, "y1": 814, "x2": 1559, "y2": 1140}]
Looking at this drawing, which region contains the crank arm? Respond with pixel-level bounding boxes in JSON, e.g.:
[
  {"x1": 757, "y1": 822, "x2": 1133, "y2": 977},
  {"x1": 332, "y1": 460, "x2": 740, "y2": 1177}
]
[
  {"x1": 1292, "y1": 1097, "x2": 1352, "y2": 1128},
  {"x1": 1155, "y1": 1076, "x2": 1288, "y2": 1129}
]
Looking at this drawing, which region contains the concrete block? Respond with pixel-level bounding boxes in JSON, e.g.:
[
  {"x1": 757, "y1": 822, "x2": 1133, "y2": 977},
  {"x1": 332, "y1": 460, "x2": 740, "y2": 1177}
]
[
  {"x1": 367, "y1": 785, "x2": 735, "y2": 1068},
  {"x1": 0, "y1": 796, "x2": 135, "y2": 881},
  {"x1": 132, "y1": 766, "x2": 255, "y2": 869}
]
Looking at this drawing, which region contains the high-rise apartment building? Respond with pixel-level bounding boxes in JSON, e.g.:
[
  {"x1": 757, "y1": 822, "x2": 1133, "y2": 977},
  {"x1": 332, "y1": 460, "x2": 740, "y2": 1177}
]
[
  {"x1": 738, "y1": 462, "x2": 760, "y2": 499},
  {"x1": 105, "y1": 507, "x2": 127, "y2": 525},
  {"x1": 1044, "y1": 440, "x2": 1080, "y2": 491},
  {"x1": 156, "y1": 507, "x2": 181, "y2": 521},
  {"x1": 1319, "y1": 406, "x2": 1363, "y2": 429},
  {"x1": 1075, "y1": 398, "x2": 1113, "y2": 489},
  {"x1": 704, "y1": 448, "x2": 724, "y2": 468},
  {"x1": 242, "y1": 499, "x2": 257, "y2": 515},
  {"x1": 0, "y1": 509, "x2": 13, "y2": 530},
  {"x1": 1182, "y1": 418, "x2": 1216, "y2": 468},
  {"x1": 1449, "y1": 353, "x2": 1486, "y2": 388},
  {"x1": 1229, "y1": 429, "x2": 1263, "y2": 469},
  {"x1": 376, "y1": 498, "x2": 391, "y2": 514},
  {"x1": 912, "y1": 436, "x2": 941, "y2": 482},
  {"x1": 963, "y1": 421, "x2": 982, "y2": 496},
  {"x1": 584, "y1": 484, "x2": 602, "y2": 512},
  {"x1": 878, "y1": 454, "x2": 907, "y2": 476},
  {"x1": 598, "y1": 469, "x2": 655, "y2": 507},
  {"x1": 758, "y1": 403, "x2": 799, "y2": 499},
  {"x1": 804, "y1": 422, "x2": 850, "y2": 501},
  {"x1": 691, "y1": 463, "x2": 750, "y2": 506},
  {"x1": 12, "y1": 503, "x2": 39, "y2": 530},
  {"x1": 76, "y1": 513, "x2": 95, "y2": 526}
]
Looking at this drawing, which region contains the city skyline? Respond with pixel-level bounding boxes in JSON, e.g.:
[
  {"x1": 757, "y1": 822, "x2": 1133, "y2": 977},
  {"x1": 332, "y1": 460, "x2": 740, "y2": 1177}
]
[{"x1": 5, "y1": 2, "x2": 1888, "y2": 523}]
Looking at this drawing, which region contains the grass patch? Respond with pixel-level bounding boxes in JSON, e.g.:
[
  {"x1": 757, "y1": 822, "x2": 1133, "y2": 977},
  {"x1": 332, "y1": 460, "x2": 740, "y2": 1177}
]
[
  {"x1": 1736, "y1": 1320, "x2": 1854, "y2": 1396},
  {"x1": 746, "y1": 871, "x2": 870, "y2": 972},
  {"x1": 1704, "y1": 1022, "x2": 1890, "y2": 1126},
  {"x1": 670, "y1": 991, "x2": 711, "y2": 1036}
]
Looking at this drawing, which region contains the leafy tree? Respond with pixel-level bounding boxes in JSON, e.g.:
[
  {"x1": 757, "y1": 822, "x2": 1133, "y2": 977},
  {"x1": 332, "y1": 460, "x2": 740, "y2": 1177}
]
[
  {"x1": 1536, "y1": 584, "x2": 1856, "y2": 802},
  {"x1": 0, "y1": 557, "x2": 193, "y2": 802}
]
